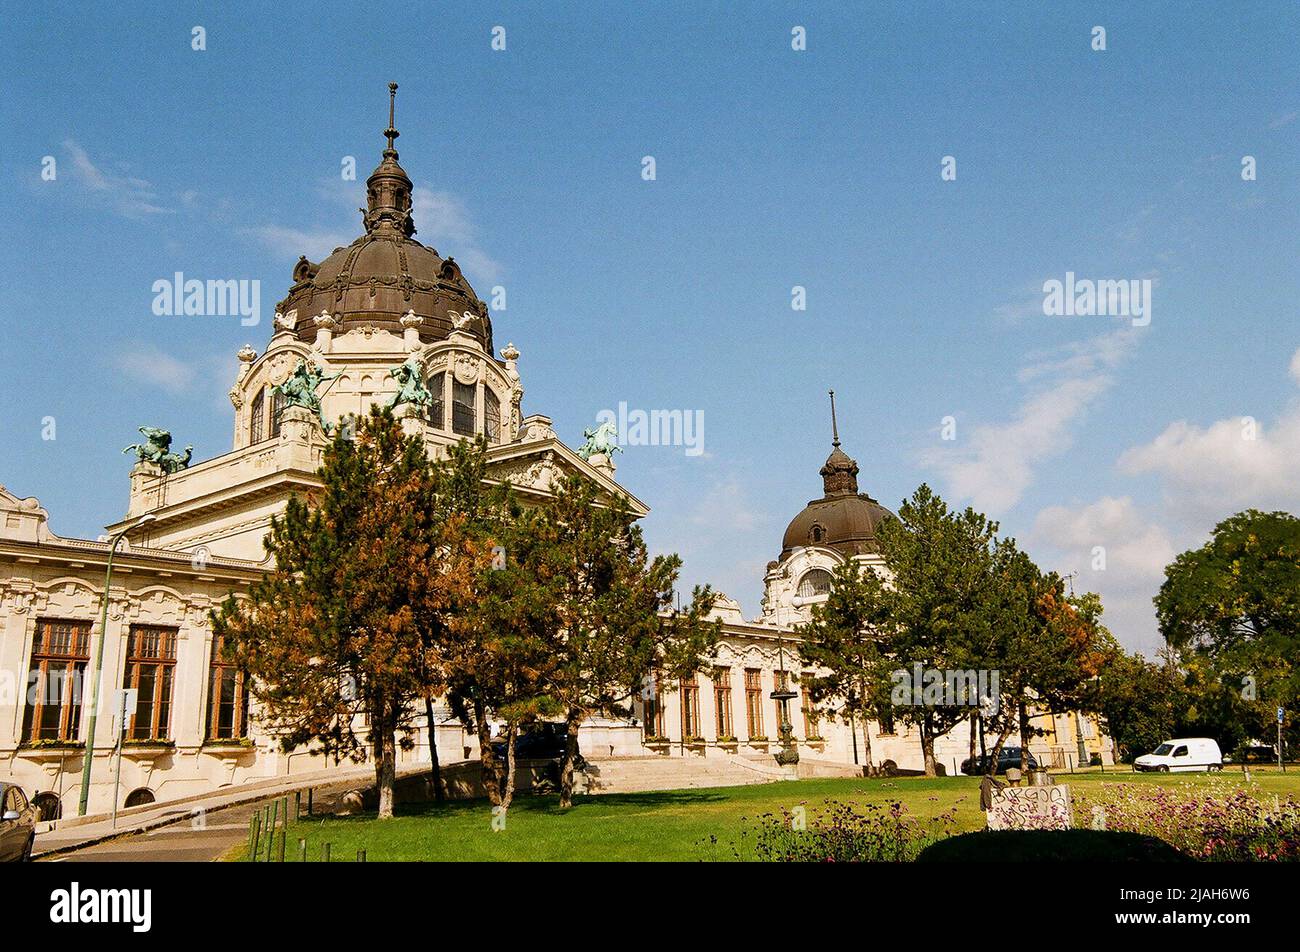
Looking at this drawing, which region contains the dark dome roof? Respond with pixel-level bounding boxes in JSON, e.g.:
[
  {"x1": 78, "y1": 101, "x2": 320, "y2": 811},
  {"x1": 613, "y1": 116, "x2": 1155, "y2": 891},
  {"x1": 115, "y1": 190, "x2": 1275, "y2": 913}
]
[
  {"x1": 780, "y1": 439, "x2": 892, "y2": 560},
  {"x1": 274, "y1": 91, "x2": 493, "y2": 353}
]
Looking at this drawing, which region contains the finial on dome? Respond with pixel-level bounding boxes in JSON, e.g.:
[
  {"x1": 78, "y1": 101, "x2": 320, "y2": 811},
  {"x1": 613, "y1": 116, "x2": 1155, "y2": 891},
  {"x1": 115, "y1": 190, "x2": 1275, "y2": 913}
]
[
  {"x1": 828, "y1": 389, "x2": 840, "y2": 448},
  {"x1": 384, "y1": 82, "x2": 400, "y2": 154}
]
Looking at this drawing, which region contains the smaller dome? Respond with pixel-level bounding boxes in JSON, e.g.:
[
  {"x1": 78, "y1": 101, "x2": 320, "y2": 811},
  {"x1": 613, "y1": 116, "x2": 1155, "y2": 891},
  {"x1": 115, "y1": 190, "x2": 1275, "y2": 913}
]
[{"x1": 779, "y1": 434, "x2": 893, "y2": 561}]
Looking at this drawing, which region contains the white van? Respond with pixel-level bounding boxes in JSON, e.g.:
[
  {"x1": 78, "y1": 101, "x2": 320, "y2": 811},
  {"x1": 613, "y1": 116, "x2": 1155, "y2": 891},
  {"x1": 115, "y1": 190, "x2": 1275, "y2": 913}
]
[{"x1": 1134, "y1": 738, "x2": 1223, "y2": 773}]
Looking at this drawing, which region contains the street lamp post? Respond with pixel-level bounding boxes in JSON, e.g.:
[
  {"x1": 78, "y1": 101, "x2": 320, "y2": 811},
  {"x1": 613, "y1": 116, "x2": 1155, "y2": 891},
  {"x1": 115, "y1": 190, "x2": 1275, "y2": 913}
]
[
  {"x1": 77, "y1": 514, "x2": 155, "y2": 817},
  {"x1": 770, "y1": 630, "x2": 800, "y2": 770}
]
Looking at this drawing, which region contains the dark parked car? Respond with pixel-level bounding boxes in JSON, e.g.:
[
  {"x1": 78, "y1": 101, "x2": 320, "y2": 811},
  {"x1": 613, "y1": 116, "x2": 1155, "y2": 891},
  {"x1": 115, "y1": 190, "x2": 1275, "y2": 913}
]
[
  {"x1": 491, "y1": 722, "x2": 584, "y2": 768},
  {"x1": 0, "y1": 782, "x2": 36, "y2": 862},
  {"x1": 960, "y1": 747, "x2": 1039, "y2": 776}
]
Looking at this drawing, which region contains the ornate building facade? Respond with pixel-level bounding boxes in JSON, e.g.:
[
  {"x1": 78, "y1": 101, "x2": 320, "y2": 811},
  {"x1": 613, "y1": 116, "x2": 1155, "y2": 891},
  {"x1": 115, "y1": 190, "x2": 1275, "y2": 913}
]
[{"x1": 0, "y1": 97, "x2": 1112, "y2": 820}]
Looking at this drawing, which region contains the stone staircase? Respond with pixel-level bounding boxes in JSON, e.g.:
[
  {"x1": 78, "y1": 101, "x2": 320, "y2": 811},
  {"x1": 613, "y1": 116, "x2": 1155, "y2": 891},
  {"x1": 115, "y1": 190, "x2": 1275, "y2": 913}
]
[{"x1": 584, "y1": 755, "x2": 787, "y2": 794}]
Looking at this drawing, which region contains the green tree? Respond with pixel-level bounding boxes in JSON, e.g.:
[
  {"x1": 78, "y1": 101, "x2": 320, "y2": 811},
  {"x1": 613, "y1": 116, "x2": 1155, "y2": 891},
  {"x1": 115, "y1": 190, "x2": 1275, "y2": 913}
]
[
  {"x1": 528, "y1": 475, "x2": 720, "y2": 808},
  {"x1": 431, "y1": 437, "x2": 555, "y2": 811},
  {"x1": 1095, "y1": 643, "x2": 1181, "y2": 761},
  {"x1": 797, "y1": 559, "x2": 894, "y2": 771},
  {"x1": 1156, "y1": 509, "x2": 1300, "y2": 753},
  {"x1": 864, "y1": 484, "x2": 1006, "y2": 776}
]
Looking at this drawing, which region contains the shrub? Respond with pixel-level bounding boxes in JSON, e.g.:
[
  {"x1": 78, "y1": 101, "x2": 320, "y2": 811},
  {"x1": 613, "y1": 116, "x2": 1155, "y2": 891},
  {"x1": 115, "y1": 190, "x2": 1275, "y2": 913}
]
[{"x1": 719, "y1": 798, "x2": 958, "y2": 862}]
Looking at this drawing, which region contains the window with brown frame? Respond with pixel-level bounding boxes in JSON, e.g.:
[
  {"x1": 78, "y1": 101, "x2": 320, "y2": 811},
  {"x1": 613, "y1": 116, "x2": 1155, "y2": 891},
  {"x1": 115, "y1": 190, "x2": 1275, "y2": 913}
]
[
  {"x1": 744, "y1": 668, "x2": 764, "y2": 738},
  {"x1": 642, "y1": 678, "x2": 663, "y2": 738},
  {"x1": 680, "y1": 676, "x2": 700, "y2": 739},
  {"x1": 713, "y1": 667, "x2": 733, "y2": 738},
  {"x1": 22, "y1": 619, "x2": 91, "y2": 743},
  {"x1": 428, "y1": 371, "x2": 445, "y2": 429},
  {"x1": 800, "y1": 671, "x2": 820, "y2": 737},
  {"x1": 206, "y1": 633, "x2": 249, "y2": 741},
  {"x1": 249, "y1": 387, "x2": 265, "y2": 444},
  {"x1": 123, "y1": 625, "x2": 178, "y2": 742}
]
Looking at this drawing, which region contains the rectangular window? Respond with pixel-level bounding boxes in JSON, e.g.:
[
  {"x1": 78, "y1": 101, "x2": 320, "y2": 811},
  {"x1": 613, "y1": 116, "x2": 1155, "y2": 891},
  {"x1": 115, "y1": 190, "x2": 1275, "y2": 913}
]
[
  {"x1": 22, "y1": 619, "x2": 91, "y2": 743},
  {"x1": 206, "y1": 633, "x2": 249, "y2": 740},
  {"x1": 642, "y1": 677, "x2": 663, "y2": 738},
  {"x1": 249, "y1": 388, "x2": 265, "y2": 444},
  {"x1": 484, "y1": 388, "x2": 500, "y2": 443},
  {"x1": 269, "y1": 388, "x2": 287, "y2": 438},
  {"x1": 680, "y1": 676, "x2": 700, "y2": 739},
  {"x1": 429, "y1": 372, "x2": 445, "y2": 430},
  {"x1": 124, "y1": 625, "x2": 178, "y2": 742},
  {"x1": 713, "y1": 667, "x2": 733, "y2": 738},
  {"x1": 800, "y1": 671, "x2": 820, "y2": 737},
  {"x1": 452, "y1": 379, "x2": 476, "y2": 436},
  {"x1": 744, "y1": 668, "x2": 764, "y2": 738}
]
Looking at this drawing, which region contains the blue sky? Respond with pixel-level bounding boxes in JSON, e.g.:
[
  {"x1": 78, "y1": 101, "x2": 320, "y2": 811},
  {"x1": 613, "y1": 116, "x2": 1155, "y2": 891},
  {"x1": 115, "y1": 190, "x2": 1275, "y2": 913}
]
[{"x1": 1, "y1": 2, "x2": 1297, "y2": 654}]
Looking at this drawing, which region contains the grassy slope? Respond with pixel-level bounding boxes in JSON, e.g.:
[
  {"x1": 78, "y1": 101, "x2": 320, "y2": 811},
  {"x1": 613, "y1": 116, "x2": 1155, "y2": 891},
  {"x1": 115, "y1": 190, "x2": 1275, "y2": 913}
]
[{"x1": 227, "y1": 767, "x2": 1300, "y2": 862}]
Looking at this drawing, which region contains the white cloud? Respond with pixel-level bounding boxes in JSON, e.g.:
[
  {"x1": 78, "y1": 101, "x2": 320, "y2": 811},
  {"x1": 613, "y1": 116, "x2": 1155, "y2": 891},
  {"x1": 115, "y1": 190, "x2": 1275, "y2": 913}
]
[
  {"x1": 922, "y1": 328, "x2": 1139, "y2": 514},
  {"x1": 1117, "y1": 350, "x2": 1300, "y2": 521},
  {"x1": 113, "y1": 346, "x2": 193, "y2": 395},
  {"x1": 1032, "y1": 496, "x2": 1176, "y2": 585},
  {"x1": 244, "y1": 223, "x2": 354, "y2": 261},
  {"x1": 1118, "y1": 412, "x2": 1300, "y2": 521},
  {"x1": 1029, "y1": 496, "x2": 1177, "y2": 654},
  {"x1": 63, "y1": 140, "x2": 171, "y2": 217},
  {"x1": 412, "y1": 187, "x2": 502, "y2": 283}
]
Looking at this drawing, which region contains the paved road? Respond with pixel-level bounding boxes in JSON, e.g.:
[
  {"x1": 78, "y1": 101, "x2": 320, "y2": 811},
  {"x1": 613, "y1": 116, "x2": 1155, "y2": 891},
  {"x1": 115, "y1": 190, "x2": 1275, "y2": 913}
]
[{"x1": 40, "y1": 798, "x2": 270, "y2": 863}]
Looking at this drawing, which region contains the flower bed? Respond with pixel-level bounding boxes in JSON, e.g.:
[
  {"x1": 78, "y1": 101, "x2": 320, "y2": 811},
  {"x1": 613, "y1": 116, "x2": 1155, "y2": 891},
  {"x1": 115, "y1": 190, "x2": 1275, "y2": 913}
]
[{"x1": 1074, "y1": 780, "x2": 1300, "y2": 861}]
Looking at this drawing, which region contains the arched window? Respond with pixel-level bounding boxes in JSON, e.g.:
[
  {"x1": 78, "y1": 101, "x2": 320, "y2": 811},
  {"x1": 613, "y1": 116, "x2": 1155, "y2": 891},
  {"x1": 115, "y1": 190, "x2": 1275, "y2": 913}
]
[
  {"x1": 484, "y1": 388, "x2": 500, "y2": 443},
  {"x1": 811, "y1": 524, "x2": 824, "y2": 544},
  {"x1": 269, "y1": 388, "x2": 287, "y2": 438},
  {"x1": 429, "y1": 372, "x2": 445, "y2": 429},
  {"x1": 32, "y1": 792, "x2": 62, "y2": 822},
  {"x1": 124, "y1": 788, "x2": 156, "y2": 808},
  {"x1": 249, "y1": 388, "x2": 265, "y2": 444},
  {"x1": 797, "y1": 569, "x2": 833, "y2": 599},
  {"x1": 452, "y1": 379, "x2": 476, "y2": 436}
]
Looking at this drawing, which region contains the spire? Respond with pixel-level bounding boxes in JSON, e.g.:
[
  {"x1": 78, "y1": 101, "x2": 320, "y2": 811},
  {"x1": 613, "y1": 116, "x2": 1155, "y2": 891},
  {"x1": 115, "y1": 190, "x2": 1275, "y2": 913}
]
[
  {"x1": 384, "y1": 82, "x2": 400, "y2": 154},
  {"x1": 819, "y1": 389, "x2": 859, "y2": 497},
  {"x1": 829, "y1": 389, "x2": 840, "y2": 447},
  {"x1": 364, "y1": 82, "x2": 415, "y2": 238}
]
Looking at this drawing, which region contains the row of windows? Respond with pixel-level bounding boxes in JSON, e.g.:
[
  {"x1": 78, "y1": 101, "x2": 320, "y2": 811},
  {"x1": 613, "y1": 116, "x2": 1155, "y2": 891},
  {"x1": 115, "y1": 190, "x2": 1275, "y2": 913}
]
[
  {"x1": 642, "y1": 667, "x2": 823, "y2": 741},
  {"x1": 21, "y1": 619, "x2": 248, "y2": 746},
  {"x1": 246, "y1": 374, "x2": 504, "y2": 444}
]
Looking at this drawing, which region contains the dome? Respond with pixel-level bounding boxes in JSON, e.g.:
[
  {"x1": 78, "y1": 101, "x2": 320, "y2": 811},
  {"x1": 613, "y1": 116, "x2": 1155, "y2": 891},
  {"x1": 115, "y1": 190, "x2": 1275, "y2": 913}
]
[
  {"x1": 273, "y1": 84, "x2": 494, "y2": 353},
  {"x1": 779, "y1": 398, "x2": 893, "y2": 560}
]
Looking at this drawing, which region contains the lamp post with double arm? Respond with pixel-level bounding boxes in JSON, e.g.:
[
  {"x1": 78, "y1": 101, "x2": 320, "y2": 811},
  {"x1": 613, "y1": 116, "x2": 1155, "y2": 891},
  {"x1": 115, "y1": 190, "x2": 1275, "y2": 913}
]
[{"x1": 77, "y1": 514, "x2": 156, "y2": 817}]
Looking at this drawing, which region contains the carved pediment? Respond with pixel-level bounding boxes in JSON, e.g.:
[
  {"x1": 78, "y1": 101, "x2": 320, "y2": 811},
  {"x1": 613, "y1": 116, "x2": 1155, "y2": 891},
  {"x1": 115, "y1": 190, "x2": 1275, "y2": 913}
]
[{"x1": 334, "y1": 325, "x2": 403, "y2": 353}]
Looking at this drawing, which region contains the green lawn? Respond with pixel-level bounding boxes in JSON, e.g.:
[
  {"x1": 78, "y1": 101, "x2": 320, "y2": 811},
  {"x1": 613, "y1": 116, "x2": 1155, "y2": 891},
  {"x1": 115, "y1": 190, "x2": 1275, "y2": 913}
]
[{"x1": 228, "y1": 767, "x2": 1300, "y2": 862}]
